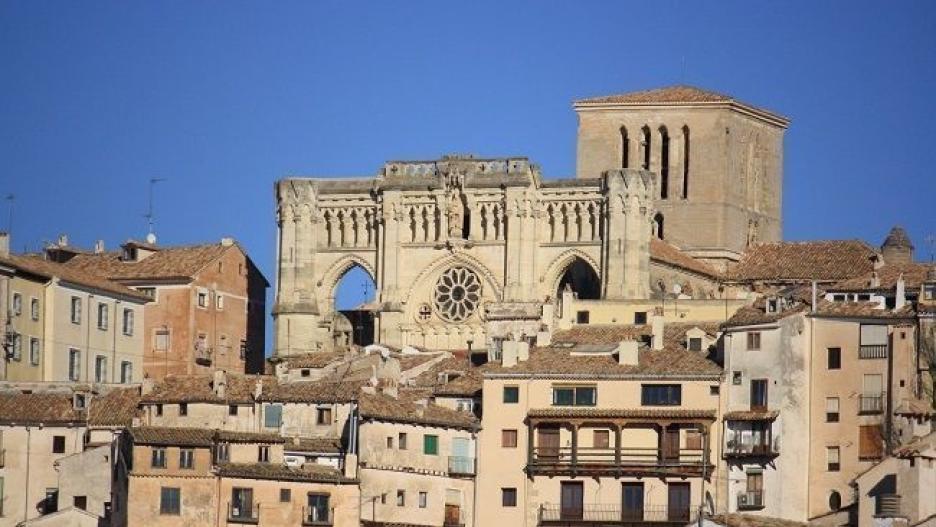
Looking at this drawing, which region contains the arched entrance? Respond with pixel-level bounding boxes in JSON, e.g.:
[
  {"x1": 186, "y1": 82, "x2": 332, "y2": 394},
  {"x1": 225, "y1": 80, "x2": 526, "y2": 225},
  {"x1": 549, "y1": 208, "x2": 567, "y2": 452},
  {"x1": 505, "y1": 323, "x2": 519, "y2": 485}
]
[
  {"x1": 556, "y1": 257, "x2": 600, "y2": 300},
  {"x1": 333, "y1": 264, "x2": 377, "y2": 348}
]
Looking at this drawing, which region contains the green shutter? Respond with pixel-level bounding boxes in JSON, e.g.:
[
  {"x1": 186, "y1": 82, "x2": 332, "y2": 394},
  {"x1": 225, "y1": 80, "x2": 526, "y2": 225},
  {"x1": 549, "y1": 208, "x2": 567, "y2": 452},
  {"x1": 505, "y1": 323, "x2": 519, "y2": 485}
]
[
  {"x1": 264, "y1": 404, "x2": 282, "y2": 428},
  {"x1": 424, "y1": 434, "x2": 438, "y2": 455}
]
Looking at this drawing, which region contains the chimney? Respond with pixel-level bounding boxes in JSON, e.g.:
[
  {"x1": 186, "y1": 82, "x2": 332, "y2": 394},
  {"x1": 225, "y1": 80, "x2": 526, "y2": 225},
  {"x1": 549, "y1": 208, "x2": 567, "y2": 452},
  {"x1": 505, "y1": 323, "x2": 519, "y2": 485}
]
[
  {"x1": 94, "y1": 240, "x2": 105, "y2": 254},
  {"x1": 253, "y1": 378, "x2": 263, "y2": 400},
  {"x1": 221, "y1": 237, "x2": 235, "y2": 247},
  {"x1": 896, "y1": 274, "x2": 906, "y2": 310},
  {"x1": 502, "y1": 341, "x2": 519, "y2": 368},
  {"x1": 870, "y1": 271, "x2": 880, "y2": 288},
  {"x1": 212, "y1": 370, "x2": 227, "y2": 398},
  {"x1": 57, "y1": 234, "x2": 68, "y2": 247},
  {"x1": 651, "y1": 309, "x2": 665, "y2": 351},
  {"x1": 141, "y1": 376, "x2": 155, "y2": 396},
  {"x1": 517, "y1": 341, "x2": 529, "y2": 362},
  {"x1": 536, "y1": 330, "x2": 551, "y2": 348},
  {"x1": 0, "y1": 232, "x2": 8, "y2": 257},
  {"x1": 617, "y1": 340, "x2": 639, "y2": 366},
  {"x1": 811, "y1": 281, "x2": 818, "y2": 313}
]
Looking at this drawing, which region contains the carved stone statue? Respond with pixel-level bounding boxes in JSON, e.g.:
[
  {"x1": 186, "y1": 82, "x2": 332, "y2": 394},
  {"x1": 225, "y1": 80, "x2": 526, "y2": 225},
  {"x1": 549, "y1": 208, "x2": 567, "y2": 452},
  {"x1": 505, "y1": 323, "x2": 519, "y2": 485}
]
[{"x1": 447, "y1": 191, "x2": 464, "y2": 238}]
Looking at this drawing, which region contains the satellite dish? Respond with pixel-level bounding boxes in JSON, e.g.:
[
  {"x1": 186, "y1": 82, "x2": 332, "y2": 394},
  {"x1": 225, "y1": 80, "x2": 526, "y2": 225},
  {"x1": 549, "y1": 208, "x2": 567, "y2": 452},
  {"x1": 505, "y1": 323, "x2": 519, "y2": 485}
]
[{"x1": 673, "y1": 284, "x2": 683, "y2": 295}]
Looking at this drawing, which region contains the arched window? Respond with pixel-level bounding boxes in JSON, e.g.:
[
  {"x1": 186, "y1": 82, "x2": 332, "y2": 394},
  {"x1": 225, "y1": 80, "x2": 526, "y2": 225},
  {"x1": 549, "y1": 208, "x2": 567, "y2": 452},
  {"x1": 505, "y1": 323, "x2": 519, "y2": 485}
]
[
  {"x1": 620, "y1": 126, "x2": 629, "y2": 168},
  {"x1": 334, "y1": 264, "x2": 377, "y2": 348},
  {"x1": 641, "y1": 126, "x2": 651, "y2": 170},
  {"x1": 682, "y1": 125, "x2": 690, "y2": 199},
  {"x1": 659, "y1": 126, "x2": 670, "y2": 199},
  {"x1": 829, "y1": 491, "x2": 841, "y2": 512},
  {"x1": 653, "y1": 213, "x2": 664, "y2": 240}
]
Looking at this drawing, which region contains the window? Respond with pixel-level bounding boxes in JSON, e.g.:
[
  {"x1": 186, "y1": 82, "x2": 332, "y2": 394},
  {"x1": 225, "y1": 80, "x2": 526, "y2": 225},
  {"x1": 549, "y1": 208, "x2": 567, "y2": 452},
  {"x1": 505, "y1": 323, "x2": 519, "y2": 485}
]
[
  {"x1": 70, "y1": 296, "x2": 81, "y2": 324},
  {"x1": 424, "y1": 434, "x2": 439, "y2": 455},
  {"x1": 10, "y1": 333, "x2": 21, "y2": 360},
  {"x1": 710, "y1": 385, "x2": 720, "y2": 395},
  {"x1": 502, "y1": 488, "x2": 517, "y2": 507},
  {"x1": 746, "y1": 332, "x2": 761, "y2": 351},
  {"x1": 732, "y1": 371, "x2": 743, "y2": 385},
  {"x1": 97, "y1": 302, "x2": 108, "y2": 330},
  {"x1": 120, "y1": 361, "x2": 132, "y2": 383},
  {"x1": 279, "y1": 489, "x2": 291, "y2": 503},
  {"x1": 641, "y1": 125, "x2": 651, "y2": 170},
  {"x1": 179, "y1": 449, "x2": 194, "y2": 469},
  {"x1": 503, "y1": 386, "x2": 519, "y2": 403},
  {"x1": 859, "y1": 425, "x2": 884, "y2": 460},
  {"x1": 681, "y1": 125, "x2": 690, "y2": 199},
  {"x1": 827, "y1": 347, "x2": 841, "y2": 370},
  {"x1": 653, "y1": 213, "x2": 665, "y2": 240},
  {"x1": 456, "y1": 399, "x2": 473, "y2": 412},
  {"x1": 160, "y1": 487, "x2": 181, "y2": 515},
  {"x1": 68, "y1": 348, "x2": 81, "y2": 381},
  {"x1": 502, "y1": 429, "x2": 518, "y2": 448},
  {"x1": 552, "y1": 386, "x2": 597, "y2": 406},
  {"x1": 12, "y1": 293, "x2": 22, "y2": 315},
  {"x1": 264, "y1": 404, "x2": 283, "y2": 428},
  {"x1": 94, "y1": 356, "x2": 108, "y2": 383},
  {"x1": 154, "y1": 329, "x2": 170, "y2": 351},
  {"x1": 229, "y1": 405, "x2": 238, "y2": 416},
  {"x1": 29, "y1": 337, "x2": 40, "y2": 365},
  {"x1": 620, "y1": 126, "x2": 629, "y2": 168},
  {"x1": 380, "y1": 493, "x2": 387, "y2": 504},
  {"x1": 179, "y1": 403, "x2": 188, "y2": 416},
  {"x1": 398, "y1": 432, "x2": 407, "y2": 450},
  {"x1": 122, "y1": 309, "x2": 134, "y2": 336},
  {"x1": 258, "y1": 445, "x2": 270, "y2": 463},
  {"x1": 685, "y1": 430, "x2": 703, "y2": 450},
  {"x1": 386, "y1": 436, "x2": 394, "y2": 449},
  {"x1": 197, "y1": 291, "x2": 208, "y2": 308},
  {"x1": 155, "y1": 404, "x2": 163, "y2": 416},
  {"x1": 216, "y1": 295, "x2": 224, "y2": 310},
  {"x1": 214, "y1": 443, "x2": 230, "y2": 463},
  {"x1": 31, "y1": 298, "x2": 40, "y2": 320},
  {"x1": 659, "y1": 126, "x2": 670, "y2": 199},
  {"x1": 74, "y1": 393, "x2": 87, "y2": 409},
  {"x1": 641, "y1": 384, "x2": 682, "y2": 406},
  {"x1": 751, "y1": 379, "x2": 768, "y2": 410},
  {"x1": 827, "y1": 447, "x2": 840, "y2": 471},
  {"x1": 301, "y1": 369, "x2": 310, "y2": 377},
  {"x1": 688, "y1": 337, "x2": 702, "y2": 352},
  {"x1": 138, "y1": 287, "x2": 156, "y2": 299},
  {"x1": 746, "y1": 472, "x2": 763, "y2": 501},
  {"x1": 593, "y1": 430, "x2": 610, "y2": 449},
  {"x1": 74, "y1": 495, "x2": 87, "y2": 510},
  {"x1": 575, "y1": 310, "x2": 590, "y2": 324},
  {"x1": 419, "y1": 491, "x2": 428, "y2": 508},
  {"x1": 53, "y1": 435, "x2": 66, "y2": 454},
  {"x1": 151, "y1": 447, "x2": 167, "y2": 468},
  {"x1": 239, "y1": 340, "x2": 247, "y2": 360},
  {"x1": 308, "y1": 494, "x2": 330, "y2": 522},
  {"x1": 44, "y1": 488, "x2": 59, "y2": 514},
  {"x1": 829, "y1": 491, "x2": 842, "y2": 512},
  {"x1": 316, "y1": 407, "x2": 332, "y2": 425},
  {"x1": 631, "y1": 310, "x2": 648, "y2": 324},
  {"x1": 397, "y1": 490, "x2": 405, "y2": 507},
  {"x1": 826, "y1": 397, "x2": 840, "y2": 422}
]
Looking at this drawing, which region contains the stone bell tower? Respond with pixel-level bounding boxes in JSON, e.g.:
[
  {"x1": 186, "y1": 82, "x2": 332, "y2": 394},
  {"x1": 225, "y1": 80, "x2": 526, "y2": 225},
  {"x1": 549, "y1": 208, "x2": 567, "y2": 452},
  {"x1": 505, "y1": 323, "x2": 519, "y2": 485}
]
[{"x1": 574, "y1": 85, "x2": 789, "y2": 267}]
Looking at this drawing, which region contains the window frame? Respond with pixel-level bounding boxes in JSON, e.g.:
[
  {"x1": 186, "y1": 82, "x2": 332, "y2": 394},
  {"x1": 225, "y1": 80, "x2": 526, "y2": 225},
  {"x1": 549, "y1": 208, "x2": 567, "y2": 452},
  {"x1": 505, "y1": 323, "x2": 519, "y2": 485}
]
[
  {"x1": 502, "y1": 487, "x2": 518, "y2": 507},
  {"x1": 746, "y1": 331, "x2": 761, "y2": 351},
  {"x1": 423, "y1": 434, "x2": 439, "y2": 455},
  {"x1": 179, "y1": 448, "x2": 194, "y2": 470},
  {"x1": 151, "y1": 447, "x2": 167, "y2": 469},
  {"x1": 97, "y1": 302, "x2": 108, "y2": 330},
  {"x1": 640, "y1": 384, "x2": 682, "y2": 406},
  {"x1": 30, "y1": 297, "x2": 40, "y2": 320},
  {"x1": 159, "y1": 487, "x2": 181, "y2": 516},
  {"x1": 826, "y1": 397, "x2": 840, "y2": 423},
  {"x1": 68, "y1": 348, "x2": 81, "y2": 381},
  {"x1": 29, "y1": 336, "x2": 40, "y2": 365},
  {"x1": 552, "y1": 385, "x2": 597, "y2": 407},
  {"x1": 501, "y1": 429, "x2": 518, "y2": 448},
  {"x1": 70, "y1": 296, "x2": 82, "y2": 324},
  {"x1": 503, "y1": 386, "x2": 519, "y2": 404},
  {"x1": 827, "y1": 347, "x2": 842, "y2": 370},
  {"x1": 122, "y1": 308, "x2": 134, "y2": 336},
  {"x1": 52, "y1": 435, "x2": 66, "y2": 454},
  {"x1": 826, "y1": 446, "x2": 841, "y2": 472}
]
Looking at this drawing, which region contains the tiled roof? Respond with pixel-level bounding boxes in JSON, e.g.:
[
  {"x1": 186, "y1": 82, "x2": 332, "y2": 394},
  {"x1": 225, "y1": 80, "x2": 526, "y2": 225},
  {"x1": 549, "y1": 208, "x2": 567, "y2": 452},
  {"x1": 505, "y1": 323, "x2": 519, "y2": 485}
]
[
  {"x1": 64, "y1": 242, "x2": 232, "y2": 282},
  {"x1": 811, "y1": 301, "x2": 915, "y2": 320},
  {"x1": 709, "y1": 513, "x2": 806, "y2": 527},
  {"x1": 358, "y1": 391, "x2": 478, "y2": 430},
  {"x1": 284, "y1": 436, "x2": 344, "y2": 453},
  {"x1": 277, "y1": 352, "x2": 345, "y2": 370},
  {"x1": 882, "y1": 226, "x2": 914, "y2": 249},
  {"x1": 409, "y1": 357, "x2": 488, "y2": 397},
  {"x1": 553, "y1": 324, "x2": 651, "y2": 344},
  {"x1": 88, "y1": 387, "x2": 141, "y2": 427},
  {"x1": 433, "y1": 371, "x2": 484, "y2": 397},
  {"x1": 0, "y1": 391, "x2": 86, "y2": 424},
  {"x1": 141, "y1": 374, "x2": 264, "y2": 404},
  {"x1": 130, "y1": 427, "x2": 215, "y2": 446},
  {"x1": 724, "y1": 410, "x2": 780, "y2": 421},
  {"x1": 723, "y1": 305, "x2": 807, "y2": 328},
  {"x1": 0, "y1": 254, "x2": 150, "y2": 301},
  {"x1": 528, "y1": 408, "x2": 717, "y2": 420},
  {"x1": 216, "y1": 430, "x2": 284, "y2": 443},
  {"x1": 893, "y1": 432, "x2": 936, "y2": 458},
  {"x1": 894, "y1": 398, "x2": 935, "y2": 417},
  {"x1": 361, "y1": 522, "x2": 437, "y2": 527},
  {"x1": 650, "y1": 238, "x2": 720, "y2": 278},
  {"x1": 577, "y1": 85, "x2": 732, "y2": 104},
  {"x1": 214, "y1": 462, "x2": 355, "y2": 483},
  {"x1": 728, "y1": 240, "x2": 876, "y2": 282},
  {"x1": 256, "y1": 380, "x2": 361, "y2": 403},
  {"x1": 484, "y1": 345, "x2": 721, "y2": 378},
  {"x1": 828, "y1": 263, "x2": 933, "y2": 292}
]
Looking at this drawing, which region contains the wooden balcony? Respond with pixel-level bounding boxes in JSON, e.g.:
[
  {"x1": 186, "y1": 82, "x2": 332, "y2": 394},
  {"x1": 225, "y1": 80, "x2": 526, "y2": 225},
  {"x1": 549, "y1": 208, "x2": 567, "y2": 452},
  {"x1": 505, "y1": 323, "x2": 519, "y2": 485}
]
[
  {"x1": 538, "y1": 504, "x2": 696, "y2": 526},
  {"x1": 724, "y1": 438, "x2": 780, "y2": 459},
  {"x1": 529, "y1": 446, "x2": 710, "y2": 478}
]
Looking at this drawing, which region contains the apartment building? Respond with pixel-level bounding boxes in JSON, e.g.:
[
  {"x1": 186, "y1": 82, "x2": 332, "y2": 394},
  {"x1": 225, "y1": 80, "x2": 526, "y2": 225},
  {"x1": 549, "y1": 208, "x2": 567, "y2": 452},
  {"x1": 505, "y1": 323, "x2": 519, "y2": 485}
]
[{"x1": 60, "y1": 237, "x2": 269, "y2": 377}]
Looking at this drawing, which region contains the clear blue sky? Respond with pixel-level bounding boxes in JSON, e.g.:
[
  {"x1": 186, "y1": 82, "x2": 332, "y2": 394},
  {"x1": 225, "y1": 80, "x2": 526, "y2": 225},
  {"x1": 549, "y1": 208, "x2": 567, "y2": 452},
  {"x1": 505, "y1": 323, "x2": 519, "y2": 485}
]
[{"x1": 2, "y1": 1, "x2": 935, "y2": 349}]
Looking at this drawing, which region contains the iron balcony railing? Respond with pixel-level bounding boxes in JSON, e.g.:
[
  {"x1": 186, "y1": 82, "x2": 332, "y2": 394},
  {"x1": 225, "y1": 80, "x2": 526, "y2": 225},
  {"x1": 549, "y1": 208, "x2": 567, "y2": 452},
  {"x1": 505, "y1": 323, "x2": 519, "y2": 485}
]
[
  {"x1": 859, "y1": 344, "x2": 888, "y2": 359},
  {"x1": 448, "y1": 456, "x2": 476, "y2": 476},
  {"x1": 302, "y1": 506, "x2": 333, "y2": 526},
  {"x1": 227, "y1": 502, "x2": 259, "y2": 524},
  {"x1": 724, "y1": 436, "x2": 780, "y2": 457},
  {"x1": 538, "y1": 503, "x2": 697, "y2": 524},
  {"x1": 737, "y1": 490, "x2": 764, "y2": 510},
  {"x1": 859, "y1": 393, "x2": 886, "y2": 414}
]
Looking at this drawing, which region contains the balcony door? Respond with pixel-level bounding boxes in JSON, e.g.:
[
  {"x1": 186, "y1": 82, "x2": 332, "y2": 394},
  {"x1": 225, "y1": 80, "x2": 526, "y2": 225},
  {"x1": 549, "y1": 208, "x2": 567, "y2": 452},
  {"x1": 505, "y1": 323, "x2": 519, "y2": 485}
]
[
  {"x1": 538, "y1": 426, "x2": 560, "y2": 459},
  {"x1": 622, "y1": 482, "x2": 644, "y2": 521},
  {"x1": 667, "y1": 483, "x2": 690, "y2": 522},
  {"x1": 231, "y1": 487, "x2": 253, "y2": 519},
  {"x1": 751, "y1": 379, "x2": 768, "y2": 411},
  {"x1": 560, "y1": 481, "x2": 584, "y2": 520},
  {"x1": 661, "y1": 426, "x2": 680, "y2": 462}
]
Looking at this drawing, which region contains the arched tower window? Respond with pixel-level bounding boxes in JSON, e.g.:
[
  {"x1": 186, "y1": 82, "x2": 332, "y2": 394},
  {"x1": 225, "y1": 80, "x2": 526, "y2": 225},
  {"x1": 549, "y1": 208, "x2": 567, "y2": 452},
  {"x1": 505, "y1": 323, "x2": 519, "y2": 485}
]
[
  {"x1": 659, "y1": 126, "x2": 670, "y2": 199},
  {"x1": 682, "y1": 125, "x2": 690, "y2": 199},
  {"x1": 653, "y1": 213, "x2": 664, "y2": 240},
  {"x1": 620, "y1": 126, "x2": 629, "y2": 168},
  {"x1": 641, "y1": 126, "x2": 651, "y2": 170}
]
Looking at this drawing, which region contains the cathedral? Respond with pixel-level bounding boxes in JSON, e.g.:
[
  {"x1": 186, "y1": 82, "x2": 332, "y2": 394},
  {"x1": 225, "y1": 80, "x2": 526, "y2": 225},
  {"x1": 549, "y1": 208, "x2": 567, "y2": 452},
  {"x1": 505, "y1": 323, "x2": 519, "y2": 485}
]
[{"x1": 272, "y1": 85, "x2": 789, "y2": 355}]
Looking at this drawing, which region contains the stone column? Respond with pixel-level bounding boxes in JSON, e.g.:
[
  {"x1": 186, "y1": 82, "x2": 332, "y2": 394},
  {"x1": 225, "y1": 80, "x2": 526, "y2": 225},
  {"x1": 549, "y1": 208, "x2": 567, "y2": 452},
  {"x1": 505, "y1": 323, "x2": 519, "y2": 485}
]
[
  {"x1": 504, "y1": 190, "x2": 524, "y2": 301},
  {"x1": 602, "y1": 181, "x2": 627, "y2": 299}
]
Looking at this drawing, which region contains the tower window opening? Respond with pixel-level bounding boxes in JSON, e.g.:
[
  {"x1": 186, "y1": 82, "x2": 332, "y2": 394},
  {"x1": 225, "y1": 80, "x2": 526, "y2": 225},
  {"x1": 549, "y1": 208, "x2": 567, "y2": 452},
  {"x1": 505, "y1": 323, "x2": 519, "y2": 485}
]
[
  {"x1": 641, "y1": 126, "x2": 651, "y2": 170},
  {"x1": 659, "y1": 126, "x2": 669, "y2": 199},
  {"x1": 682, "y1": 125, "x2": 690, "y2": 199},
  {"x1": 653, "y1": 213, "x2": 664, "y2": 240},
  {"x1": 620, "y1": 126, "x2": 629, "y2": 169}
]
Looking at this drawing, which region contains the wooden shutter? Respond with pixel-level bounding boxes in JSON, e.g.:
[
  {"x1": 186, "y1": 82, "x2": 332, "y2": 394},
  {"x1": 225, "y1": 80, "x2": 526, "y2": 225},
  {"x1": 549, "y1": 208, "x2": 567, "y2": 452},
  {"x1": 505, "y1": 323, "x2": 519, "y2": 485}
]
[{"x1": 859, "y1": 425, "x2": 884, "y2": 459}]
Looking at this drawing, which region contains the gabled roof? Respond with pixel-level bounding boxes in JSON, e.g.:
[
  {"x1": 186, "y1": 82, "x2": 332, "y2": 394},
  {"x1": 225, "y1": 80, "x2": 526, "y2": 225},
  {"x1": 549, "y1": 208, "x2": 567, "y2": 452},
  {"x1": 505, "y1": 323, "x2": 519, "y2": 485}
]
[
  {"x1": 88, "y1": 386, "x2": 141, "y2": 427},
  {"x1": 141, "y1": 374, "x2": 264, "y2": 404},
  {"x1": 0, "y1": 254, "x2": 151, "y2": 302},
  {"x1": 0, "y1": 391, "x2": 86, "y2": 424},
  {"x1": 215, "y1": 462, "x2": 355, "y2": 483},
  {"x1": 723, "y1": 304, "x2": 808, "y2": 328},
  {"x1": 650, "y1": 238, "x2": 720, "y2": 278},
  {"x1": 827, "y1": 263, "x2": 933, "y2": 293},
  {"x1": 358, "y1": 390, "x2": 478, "y2": 430},
  {"x1": 811, "y1": 300, "x2": 915, "y2": 320},
  {"x1": 129, "y1": 426, "x2": 215, "y2": 447},
  {"x1": 727, "y1": 240, "x2": 876, "y2": 282}
]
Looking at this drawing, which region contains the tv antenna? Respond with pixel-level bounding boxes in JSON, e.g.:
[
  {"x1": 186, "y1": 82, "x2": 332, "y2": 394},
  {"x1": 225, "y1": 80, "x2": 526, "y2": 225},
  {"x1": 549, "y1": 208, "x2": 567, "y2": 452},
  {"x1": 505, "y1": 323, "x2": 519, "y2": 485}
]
[{"x1": 144, "y1": 178, "x2": 166, "y2": 243}]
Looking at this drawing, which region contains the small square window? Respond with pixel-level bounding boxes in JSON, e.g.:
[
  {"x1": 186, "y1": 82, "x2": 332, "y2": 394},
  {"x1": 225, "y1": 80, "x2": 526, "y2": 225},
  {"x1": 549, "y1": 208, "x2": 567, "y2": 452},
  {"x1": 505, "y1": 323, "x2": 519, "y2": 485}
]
[
  {"x1": 229, "y1": 405, "x2": 238, "y2": 416},
  {"x1": 155, "y1": 404, "x2": 163, "y2": 417},
  {"x1": 828, "y1": 348, "x2": 841, "y2": 370},
  {"x1": 151, "y1": 447, "x2": 167, "y2": 468},
  {"x1": 397, "y1": 490, "x2": 405, "y2": 507},
  {"x1": 387, "y1": 436, "x2": 394, "y2": 449},
  {"x1": 280, "y1": 489, "x2": 291, "y2": 503},
  {"x1": 316, "y1": 407, "x2": 332, "y2": 425},
  {"x1": 179, "y1": 403, "x2": 187, "y2": 416},
  {"x1": 576, "y1": 311, "x2": 590, "y2": 324},
  {"x1": 746, "y1": 332, "x2": 761, "y2": 351},
  {"x1": 258, "y1": 445, "x2": 270, "y2": 463},
  {"x1": 732, "y1": 371, "x2": 742, "y2": 385},
  {"x1": 419, "y1": 491, "x2": 428, "y2": 508},
  {"x1": 634, "y1": 311, "x2": 648, "y2": 324},
  {"x1": 179, "y1": 449, "x2": 194, "y2": 469},
  {"x1": 423, "y1": 434, "x2": 439, "y2": 455},
  {"x1": 502, "y1": 429, "x2": 518, "y2": 448},
  {"x1": 710, "y1": 385, "x2": 720, "y2": 395},
  {"x1": 502, "y1": 488, "x2": 517, "y2": 507},
  {"x1": 593, "y1": 430, "x2": 610, "y2": 448},
  {"x1": 503, "y1": 386, "x2": 519, "y2": 404},
  {"x1": 398, "y1": 432, "x2": 407, "y2": 450},
  {"x1": 52, "y1": 435, "x2": 66, "y2": 454}
]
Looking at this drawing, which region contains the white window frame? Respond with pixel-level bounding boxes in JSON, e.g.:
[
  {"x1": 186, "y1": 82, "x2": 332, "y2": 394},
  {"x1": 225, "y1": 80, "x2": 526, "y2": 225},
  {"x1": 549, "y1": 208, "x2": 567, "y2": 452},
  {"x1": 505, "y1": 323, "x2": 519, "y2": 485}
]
[
  {"x1": 11, "y1": 292, "x2": 22, "y2": 316},
  {"x1": 11, "y1": 333, "x2": 22, "y2": 361},
  {"x1": 120, "y1": 361, "x2": 133, "y2": 384},
  {"x1": 196, "y1": 289, "x2": 209, "y2": 309},
  {"x1": 154, "y1": 329, "x2": 170, "y2": 352},
  {"x1": 30, "y1": 297, "x2": 40, "y2": 320},
  {"x1": 97, "y1": 302, "x2": 108, "y2": 330},
  {"x1": 122, "y1": 308, "x2": 134, "y2": 336},
  {"x1": 70, "y1": 296, "x2": 82, "y2": 324},
  {"x1": 29, "y1": 337, "x2": 40, "y2": 366},
  {"x1": 68, "y1": 348, "x2": 81, "y2": 381},
  {"x1": 216, "y1": 294, "x2": 224, "y2": 310},
  {"x1": 95, "y1": 355, "x2": 108, "y2": 383}
]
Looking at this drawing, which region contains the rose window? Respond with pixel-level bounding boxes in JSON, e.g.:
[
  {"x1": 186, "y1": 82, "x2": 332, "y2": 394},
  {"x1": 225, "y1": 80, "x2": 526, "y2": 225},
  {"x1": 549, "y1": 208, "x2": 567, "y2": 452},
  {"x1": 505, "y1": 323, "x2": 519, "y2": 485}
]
[{"x1": 433, "y1": 267, "x2": 481, "y2": 322}]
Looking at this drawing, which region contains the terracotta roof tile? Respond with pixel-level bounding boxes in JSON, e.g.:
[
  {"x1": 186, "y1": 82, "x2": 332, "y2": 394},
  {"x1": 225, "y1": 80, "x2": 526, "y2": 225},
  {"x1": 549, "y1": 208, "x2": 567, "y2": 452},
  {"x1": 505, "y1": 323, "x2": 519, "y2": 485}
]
[
  {"x1": 214, "y1": 462, "x2": 354, "y2": 483},
  {"x1": 130, "y1": 427, "x2": 215, "y2": 446},
  {"x1": 828, "y1": 263, "x2": 933, "y2": 292},
  {"x1": 709, "y1": 513, "x2": 806, "y2": 527},
  {"x1": 0, "y1": 254, "x2": 150, "y2": 301},
  {"x1": 64, "y1": 243, "x2": 232, "y2": 282},
  {"x1": 0, "y1": 391, "x2": 86, "y2": 424},
  {"x1": 88, "y1": 387, "x2": 141, "y2": 427},
  {"x1": 358, "y1": 391, "x2": 478, "y2": 430},
  {"x1": 277, "y1": 352, "x2": 345, "y2": 370},
  {"x1": 216, "y1": 430, "x2": 284, "y2": 443},
  {"x1": 650, "y1": 238, "x2": 720, "y2": 278},
  {"x1": 142, "y1": 374, "x2": 264, "y2": 404},
  {"x1": 811, "y1": 300, "x2": 915, "y2": 319},
  {"x1": 723, "y1": 305, "x2": 807, "y2": 328},
  {"x1": 728, "y1": 240, "x2": 876, "y2": 282},
  {"x1": 256, "y1": 380, "x2": 362, "y2": 403},
  {"x1": 882, "y1": 226, "x2": 914, "y2": 249},
  {"x1": 552, "y1": 325, "x2": 651, "y2": 345},
  {"x1": 893, "y1": 432, "x2": 936, "y2": 458},
  {"x1": 724, "y1": 410, "x2": 780, "y2": 421},
  {"x1": 485, "y1": 345, "x2": 721, "y2": 378},
  {"x1": 528, "y1": 408, "x2": 716, "y2": 420},
  {"x1": 284, "y1": 436, "x2": 344, "y2": 453}
]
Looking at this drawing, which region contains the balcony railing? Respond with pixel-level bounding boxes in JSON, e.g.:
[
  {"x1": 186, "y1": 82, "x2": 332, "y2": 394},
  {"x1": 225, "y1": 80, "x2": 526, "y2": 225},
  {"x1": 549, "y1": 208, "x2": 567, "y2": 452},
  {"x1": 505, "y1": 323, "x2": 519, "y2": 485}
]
[
  {"x1": 859, "y1": 344, "x2": 888, "y2": 359},
  {"x1": 302, "y1": 506, "x2": 333, "y2": 526},
  {"x1": 859, "y1": 393, "x2": 885, "y2": 414},
  {"x1": 875, "y1": 494, "x2": 902, "y2": 518},
  {"x1": 227, "y1": 502, "x2": 259, "y2": 524},
  {"x1": 737, "y1": 490, "x2": 764, "y2": 510},
  {"x1": 529, "y1": 446, "x2": 709, "y2": 478},
  {"x1": 539, "y1": 504, "x2": 697, "y2": 524},
  {"x1": 724, "y1": 437, "x2": 780, "y2": 458},
  {"x1": 448, "y1": 456, "x2": 476, "y2": 476}
]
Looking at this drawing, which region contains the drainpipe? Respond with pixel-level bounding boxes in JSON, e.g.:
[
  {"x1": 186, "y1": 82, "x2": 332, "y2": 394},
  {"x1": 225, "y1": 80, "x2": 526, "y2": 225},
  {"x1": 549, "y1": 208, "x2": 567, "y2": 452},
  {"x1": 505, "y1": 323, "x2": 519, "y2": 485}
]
[{"x1": 24, "y1": 425, "x2": 31, "y2": 524}]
